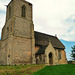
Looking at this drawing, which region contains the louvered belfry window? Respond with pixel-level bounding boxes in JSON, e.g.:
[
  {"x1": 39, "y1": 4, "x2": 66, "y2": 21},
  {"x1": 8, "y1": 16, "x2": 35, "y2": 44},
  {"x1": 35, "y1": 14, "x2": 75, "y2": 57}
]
[{"x1": 22, "y1": 5, "x2": 26, "y2": 17}]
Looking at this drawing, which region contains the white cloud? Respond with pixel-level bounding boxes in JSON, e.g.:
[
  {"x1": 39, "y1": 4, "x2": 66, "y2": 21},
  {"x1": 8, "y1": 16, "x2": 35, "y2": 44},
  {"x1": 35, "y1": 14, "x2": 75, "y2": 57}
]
[
  {"x1": 0, "y1": 0, "x2": 10, "y2": 11},
  {"x1": 0, "y1": 0, "x2": 11, "y2": 36},
  {"x1": 0, "y1": 0, "x2": 75, "y2": 41},
  {"x1": 30, "y1": 0, "x2": 75, "y2": 41},
  {"x1": 0, "y1": 13, "x2": 6, "y2": 35}
]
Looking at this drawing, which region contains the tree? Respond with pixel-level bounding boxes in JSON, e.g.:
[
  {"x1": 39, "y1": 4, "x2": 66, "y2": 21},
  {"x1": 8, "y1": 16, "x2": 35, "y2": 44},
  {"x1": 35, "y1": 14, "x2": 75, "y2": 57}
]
[{"x1": 70, "y1": 45, "x2": 75, "y2": 61}]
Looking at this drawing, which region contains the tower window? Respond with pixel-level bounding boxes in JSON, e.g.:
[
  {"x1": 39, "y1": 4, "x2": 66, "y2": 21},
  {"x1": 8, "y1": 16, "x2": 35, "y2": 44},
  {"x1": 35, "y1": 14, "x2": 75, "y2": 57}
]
[
  {"x1": 7, "y1": 27, "x2": 9, "y2": 31},
  {"x1": 22, "y1": 5, "x2": 26, "y2": 17},
  {"x1": 8, "y1": 55, "x2": 10, "y2": 58},
  {"x1": 9, "y1": 6, "x2": 11, "y2": 18},
  {"x1": 11, "y1": 24, "x2": 12, "y2": 32}
]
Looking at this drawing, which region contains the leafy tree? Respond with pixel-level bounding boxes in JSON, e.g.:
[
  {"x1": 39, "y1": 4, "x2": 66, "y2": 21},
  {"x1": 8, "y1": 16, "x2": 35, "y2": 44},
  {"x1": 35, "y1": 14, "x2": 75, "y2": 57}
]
[{"x1": 70, "y1": 45, "x2": 75, "y2": 61}]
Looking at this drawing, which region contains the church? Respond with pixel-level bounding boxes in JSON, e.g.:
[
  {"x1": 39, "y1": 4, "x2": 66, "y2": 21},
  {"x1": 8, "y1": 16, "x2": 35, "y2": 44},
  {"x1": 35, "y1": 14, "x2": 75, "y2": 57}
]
[{"x1": 0, "y1": 0, "x2": 67, "y2": 65}]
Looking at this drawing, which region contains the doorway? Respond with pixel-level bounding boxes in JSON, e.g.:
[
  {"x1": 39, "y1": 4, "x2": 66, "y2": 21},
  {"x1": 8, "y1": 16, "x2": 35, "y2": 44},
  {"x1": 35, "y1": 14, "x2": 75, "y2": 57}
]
[{"x1": 49, "y1": 52, "x2": 53, "y2": 65}]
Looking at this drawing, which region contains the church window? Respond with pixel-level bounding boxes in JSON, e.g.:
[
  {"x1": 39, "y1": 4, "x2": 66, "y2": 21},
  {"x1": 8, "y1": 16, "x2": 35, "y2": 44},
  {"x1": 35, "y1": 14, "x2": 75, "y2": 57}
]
[
  {"x1": 11, "y1": 24, "x2": 12, "y2": 32},
  {"x1": 7, "y1": 27, "x2": 9, "y2": 31},
  {"x1": 9, "y1": 6, "x2": 11, "y2": 18},
  {"x1": 8, "y1": 55, "x2": 10, "y2": 58},
  {"x1": 58, "y1": 50, "x2": 61, "y2": 59},
  {"x1": 22, "y1": 5, "x2": 26, "y2": 17}
]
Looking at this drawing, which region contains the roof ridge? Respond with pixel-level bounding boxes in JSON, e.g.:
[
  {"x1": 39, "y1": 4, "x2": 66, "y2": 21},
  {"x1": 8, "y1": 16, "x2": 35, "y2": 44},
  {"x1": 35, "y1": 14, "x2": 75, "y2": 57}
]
[{"x1": 34, "y1": 31, "x2": 56, "y2": 38}]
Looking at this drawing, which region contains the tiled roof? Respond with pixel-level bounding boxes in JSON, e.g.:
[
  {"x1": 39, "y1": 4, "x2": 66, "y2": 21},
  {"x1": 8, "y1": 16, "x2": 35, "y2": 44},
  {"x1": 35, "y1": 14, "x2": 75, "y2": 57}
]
[
  {"x1": 35, "y1": 31, "x2": 65, "y2": 49},
  {"x1": 35, "y1": 45, "x2": 48, "y2": 55}
]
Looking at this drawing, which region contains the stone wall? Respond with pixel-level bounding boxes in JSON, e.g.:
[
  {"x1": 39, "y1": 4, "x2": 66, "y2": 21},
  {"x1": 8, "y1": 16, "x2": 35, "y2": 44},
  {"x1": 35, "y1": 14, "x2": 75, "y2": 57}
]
[
  {"x1": 1, "y1": 19, "x2": 11, "y2": 40},
  {"x1": 14, "y1": 17, "x2": 33, "y2": 38},
  {"x1": 36, "y1": 54, "x2": 45, "y2": 64},
  {"x1": 0, "y1": 35, "x2": 13, "y2": 65},
  {"x1": 14, "y1": 0, "x2": 32, "y2": 21},
  {"x1": 58, "y1": 50, "x2": 67, "y2": 64},
  {"x1": 72, "y1": 61, "x2": 75, "y2": 64},
  {"x1": 68, "y1": 61, "x2": 75, "y2": 64},
  {"x1": 0, "y1": 39, "x2": 8, "y2": 65},
  {"x1": 6, "y1": 0, "x2": 14, "y2": 22},
  {"x1": 12, "y1": 36, "x2": 32, "y2": 65}
]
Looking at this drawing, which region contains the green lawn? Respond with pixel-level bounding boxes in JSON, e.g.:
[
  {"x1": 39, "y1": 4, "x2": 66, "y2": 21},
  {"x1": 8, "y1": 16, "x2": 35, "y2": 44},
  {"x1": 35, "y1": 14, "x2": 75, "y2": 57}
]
[
  {"x1": 0, "y1": 64, "x2": 74, "y2": 75},
  {"x1": 32, "y1": 64, "x2": 75, "y2": 75}
]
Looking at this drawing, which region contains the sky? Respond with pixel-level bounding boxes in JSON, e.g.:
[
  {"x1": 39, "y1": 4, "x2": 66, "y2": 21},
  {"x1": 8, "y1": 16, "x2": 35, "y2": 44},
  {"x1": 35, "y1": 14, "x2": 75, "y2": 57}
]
[
  {"x1": 0, "y1": 0, "x2": 75, "y2": 41},
  {"x1": 60, "y1": 39, "x2": 75, "y2": 61},
  {"x1": 0, "y1": 0, "x2": 75, "y2": 60}
]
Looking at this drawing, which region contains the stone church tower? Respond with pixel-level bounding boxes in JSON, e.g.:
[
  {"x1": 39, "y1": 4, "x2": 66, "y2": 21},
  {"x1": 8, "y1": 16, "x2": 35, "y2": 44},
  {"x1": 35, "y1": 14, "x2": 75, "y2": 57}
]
[{"x1": 0, "y1": 0, "x2": 35, "y2": 65}]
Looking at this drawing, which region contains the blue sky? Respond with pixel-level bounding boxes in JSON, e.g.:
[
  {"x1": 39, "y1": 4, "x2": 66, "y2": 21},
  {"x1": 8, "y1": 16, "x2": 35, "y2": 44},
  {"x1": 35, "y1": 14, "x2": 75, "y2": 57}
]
[
  {"x1": 60, "y1": 39, "x2": 75, "y2": 60},
  {"x1": 0, "y1": 0, "x2": 75, "y2": 60}
]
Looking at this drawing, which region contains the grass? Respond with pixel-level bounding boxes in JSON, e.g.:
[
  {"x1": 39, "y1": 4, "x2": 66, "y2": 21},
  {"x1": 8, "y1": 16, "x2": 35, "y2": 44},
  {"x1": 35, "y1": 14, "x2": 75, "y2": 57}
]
[
  {"x1": 0, "y1": 65, "x2": 45, "y2": 75},
  {"x1": 32, "y1": 64, "x2": 75, "y2": 75},
  {"x1": 0, "y1": 64, "x2": 74, "y2": 75}
]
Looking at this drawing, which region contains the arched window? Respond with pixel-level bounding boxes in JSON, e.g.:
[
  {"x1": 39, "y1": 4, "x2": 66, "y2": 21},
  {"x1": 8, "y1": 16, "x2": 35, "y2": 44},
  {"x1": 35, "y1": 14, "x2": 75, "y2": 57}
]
[
  {"x1": 22, "y1": 5, "x2": 26, "y2": 17},
  {"x1": 9, "y1": 6, "x2": 11, "y2": 18}
]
